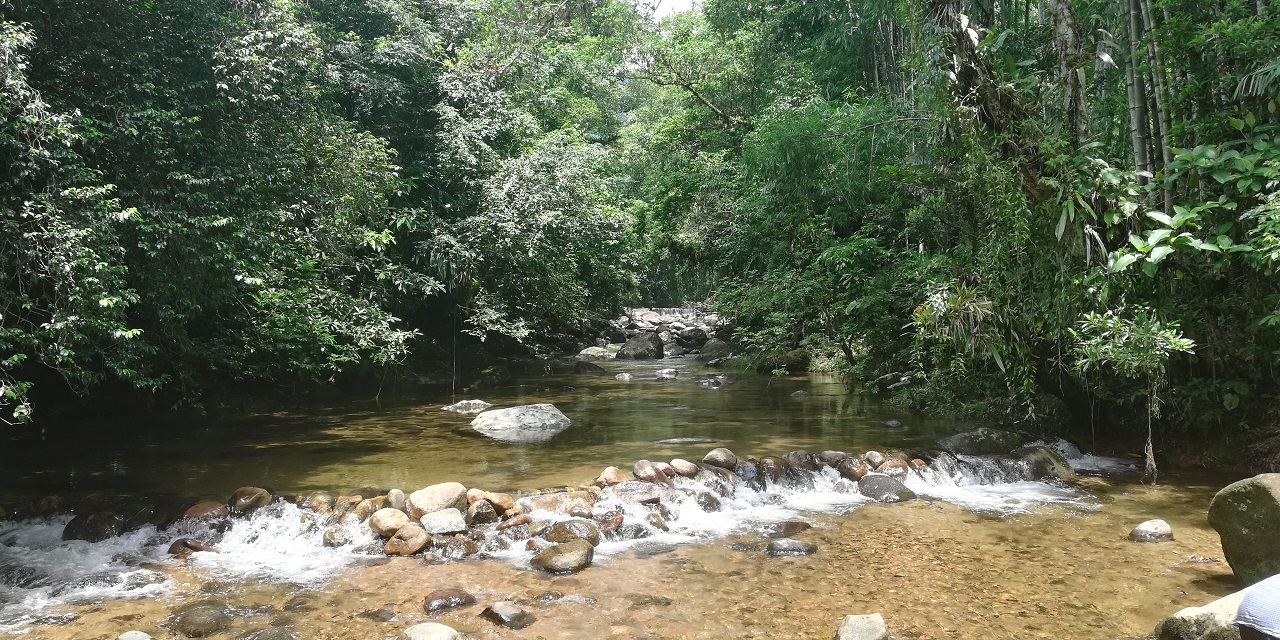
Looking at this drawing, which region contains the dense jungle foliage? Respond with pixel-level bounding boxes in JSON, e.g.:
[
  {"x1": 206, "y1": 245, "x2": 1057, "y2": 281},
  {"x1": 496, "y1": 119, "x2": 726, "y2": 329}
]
[{"x1": 3, "y1": 0, "x2": 1280, "y2": 466}]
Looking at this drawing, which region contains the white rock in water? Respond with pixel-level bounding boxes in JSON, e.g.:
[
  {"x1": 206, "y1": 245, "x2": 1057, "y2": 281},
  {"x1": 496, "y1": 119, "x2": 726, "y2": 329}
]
[
  {"x1": 470, "y1": 404, "x2": 571, "y2": 443},
  {"x1": 577, "y1": 346, "x2": 614, "y2": 360},
  {"x1": 419, "y1": 508, "x2": 468, "y2": 535},
  {"x1": 118, "y1": 633, "x2": 155, "y2": 640},
  {"x1": 615, "y1": 373, "x2": 632, "y2": 381},
  {"x1": 656, "y1": 368, "x2": 679, "y2": 380},
  {"x1": 442, "y1": 399, "x2": 492, "y2": 414},
  {"x1": 400, "y1": 622, "x2": 460, "y2": 640},
  {"x1": 1129, "y1": 518, "x2": 1174, "y2": 542},
  {"x1": 834, "y1": 613, "x2": 889, "y2": 640}
]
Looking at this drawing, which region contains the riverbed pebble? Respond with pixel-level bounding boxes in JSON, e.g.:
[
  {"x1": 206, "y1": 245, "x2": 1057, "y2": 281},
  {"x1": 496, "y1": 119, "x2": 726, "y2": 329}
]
[
  {"x1": 170, "y1": 600, "x2": 232, "y2": 638},
  {"x1": 408, "y1": 483, "x2": 468, "y2": 520},
  {"x1": 858, "y1": 474, "x2": 916, "y2": 503},
  {"x1": 385, "y1": 524, "x2": 430, "y2": 556},
  {"x1": 546, "y1": 519, "x2": 602, "y2": 546},
  {"x1": 117, "y1": 632, "x2": 153, "y2": 640},
  {"x1": 370, "y1": 508, "x2": 410, "y2": 537},
  {"x1": 419, "y1": 508, "x2": 467, "y2": 535},
  {"x1": 670, "y1": 459, "x2": 699, "y2": 477},
  {"x1": 386, "y1": 488, "x2": 407, "y2": 511},
  {"x1": 596, "y1": 466, "x2": 629, "y2": 486},
  {"x1": 766, "y1": 538, "x2": 818, "y2": 557},
  {"x1": 702, "y1": 447, "x2": 738, "y2": 470},
  {"x1": 423, "y1": 588, "x2": 477, "y2": 613},
  {"x1": 1129, "y1": 519, "x2": 1174, "y2": 542},
  {"x1": 530, "y1": 539, "x2": 595, "y2": 573},
  {"x1": 480, "y1": 602, "x2": 537, "y2": 629}
]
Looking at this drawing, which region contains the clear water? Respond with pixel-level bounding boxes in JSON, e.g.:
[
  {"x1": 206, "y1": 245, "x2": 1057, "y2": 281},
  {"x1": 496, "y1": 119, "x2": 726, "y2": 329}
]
[{"x1": 0, "y1": 358, "x2": 1245, "y2": 638}]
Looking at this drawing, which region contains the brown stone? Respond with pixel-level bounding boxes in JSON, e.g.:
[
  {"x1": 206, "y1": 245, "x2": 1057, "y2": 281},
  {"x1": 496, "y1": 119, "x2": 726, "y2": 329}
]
[
  {"x1": 183, "y1": 501, "x2": 229, "y2": 520},
  {"x1": 370, "y1": 508, "x2": 410, "y2": 538},
  {"x1": 227, "y1": 487, "x2": 272, "y2": 515},
  {"x1": 384, "y1": 523, "x2": 429, "y2": 556},
  {"x1": 669, "y1": 459, "x2": 699, "y2": 477},
  {"x1": 519, "y1": 492, "x2": 596, "y2": 515},
  {"x1": 596, "y1": 466, "x2": 629, "y2": 486},
  {"x1": 483, "y1": 492, "x2": 516, "y2": 514}
]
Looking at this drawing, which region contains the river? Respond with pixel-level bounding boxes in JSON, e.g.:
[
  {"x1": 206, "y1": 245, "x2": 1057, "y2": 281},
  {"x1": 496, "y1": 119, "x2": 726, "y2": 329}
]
[{"x1": 0, "y1": 357, "x2": 1244, "y2": 638}]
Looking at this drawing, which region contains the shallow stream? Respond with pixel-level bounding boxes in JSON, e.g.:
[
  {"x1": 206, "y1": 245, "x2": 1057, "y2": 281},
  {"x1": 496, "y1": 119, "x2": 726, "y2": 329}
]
[{"x1": 0, "y1": 357, "x2": 1245, "y2": 638}]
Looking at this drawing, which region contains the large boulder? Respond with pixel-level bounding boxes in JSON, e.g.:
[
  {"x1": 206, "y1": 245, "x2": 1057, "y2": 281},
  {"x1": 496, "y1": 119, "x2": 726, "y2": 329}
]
[
  {"x1": 545, "y1": 519, "x2": 601, "y2": 546},
  {"x1": 937, "y1": 427, "x2": 1024, "y2": 455},
  {"x1": 697, "y1": 338, "x2": 734, "y2": 361},
  {"x1": 616, "y1": 333, "x2": 663, "y2": 360},
  {"x1": 228, "y1": 487, "x2": 273, "y2": 515},
  {"x1": 577, "y1": 346, "x2": 614, "y2": 360},
  {"x1": 703, "y1": 448, "x2": 738, "y2": 470},
  {"x1": 1008, "y1": 446, "x2": 1076, "y2": 481},
  {"x1": 63, "y1": 511, "x2": 126, "y2": 542},
  {"x1": 170, "y1": 601, "x2": 233, "y2": 638},
  {"x1": 407, "y1": 483, "x2": 468, "y2": 520},
  {"x1": 419, "y1": 508, "x2": 467, "y2": 535},
  {"x1": 676, "y1": 327, "x2": 708, "y2": 348},
  {"x1": 470, "y1": 404, "x2": 572, "y2": 443},
  {"x1": 1207, "y1": 473, "x2": 1280, "y2": 585},
  {"x1": 573, "y1": 361, "x2": 607, "y2": 374},
  {"x1": 441, "y1": 399, "x2": 492, "y2": 414}
]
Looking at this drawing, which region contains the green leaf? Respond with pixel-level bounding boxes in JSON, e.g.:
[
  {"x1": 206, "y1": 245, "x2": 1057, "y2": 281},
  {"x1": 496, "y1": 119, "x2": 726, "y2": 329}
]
[
  {"x1": 1147, "y1": 211, "x2": 1174, "y2": 226},
  {"x1": 1230, "y1": 117, "x2": 1246, "y2": 131},
  {"x1": 1211, "y1": 169, "x2": 1232, "y2": 183},
  {"x1": 1148, "y1": 245, "x2": 1174, "y2": 263},
  {"x1": 1110, "y1": 252, "x2": 1139, "y2": 273},
  {"x1": 1141, "y1": 260, "x2": 1159, "y2": 277},
  {"x1": 1246, "y1": 112, "x2": 1257, "y2": 127},
  {"x1": 1147, "y1": 229, "x2": 1172, "y2": 245},
  {"x1": 1128, "y1": 233, "x2": 1149, "y2": 251},
  {"x1": 1217, "y1": 235, "x2": 1234, "y2": 248},
  {"x1": 1224, "y1": 393, "x2": 1240, "y2": 410},
  {"x1": 1056, "y1": 209, "x2": 1068, "y2": 240}
]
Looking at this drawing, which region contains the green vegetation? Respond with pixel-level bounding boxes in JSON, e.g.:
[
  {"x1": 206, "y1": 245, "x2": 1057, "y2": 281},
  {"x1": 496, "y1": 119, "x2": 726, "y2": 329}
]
[{"x1": 3, "y1": 0, "x2": 1280, "y2": 466}]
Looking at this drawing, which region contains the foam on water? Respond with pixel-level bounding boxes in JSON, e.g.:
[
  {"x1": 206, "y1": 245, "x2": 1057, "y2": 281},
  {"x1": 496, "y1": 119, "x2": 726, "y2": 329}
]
[
  {"x1": 1028, "y1": 438, "x2": 1139, "y2": 473},
  {"x1": 0, "y1": 442, "x2": 1123, "y2": 629}
]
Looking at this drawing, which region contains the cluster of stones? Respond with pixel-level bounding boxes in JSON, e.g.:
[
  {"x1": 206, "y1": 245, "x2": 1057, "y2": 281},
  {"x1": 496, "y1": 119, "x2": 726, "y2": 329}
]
[{"x1": 578, "y1": 306, "x2": 735, "y2": 363}]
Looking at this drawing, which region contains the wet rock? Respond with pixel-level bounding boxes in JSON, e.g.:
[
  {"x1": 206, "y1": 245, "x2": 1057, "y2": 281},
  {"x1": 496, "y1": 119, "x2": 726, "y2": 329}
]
[
  {"x1": 1130, "y1": 519, "x2": 1174, "y2": 542},
  {"x1": 875, "y1": 459, "x2": 910, "y2": 479},
  {"x1": 577, "y1": 346, "x2": 614, "y2": 360},
  {"x1": 243, "y1": 630, "x2": 299, "y2": 640},
  {"x1": 385, "y1": 524, "x2": 430, "y2": 556},
  {"x1": 593, "y1": 510, "x2": 624, "y2": 537},
  {"x1": 63, "y1": 511, "x2": 126, "y2": 542},
  {"x1": 355, "y1": 498, "x2": 382, "y2": 521},
  {"x1": 703, "y1": 447, "x2": 738, "y2": 470},
  {"x1": 546, "y1": 519, "x2": 601, "y2": 546},
  {"x1": 634, "y1": 460, "x2": 674, "y2": 487},
  {"x1": 614, "y1": 522, "x2": 652, "y2": 540},
  {"x1": 759, "y1": 457, "x2": 787, "y2": 484},
  {"x1": 858, "y1": 474, "x2": 917, "y2": 503},
  {"x1": 530, "y1": 539, "x2": 595, "y2": 574},
  {"x1": 370, "y1": 508, "x2": 410, "y2": 537},
  {"x1": 790, "y1": 390, "x2": 809, "y2": 398},
  {"x1": 482, "y1": 491, "x2": 515, "y2": 514},
  {"x1": 938, "y1": 427, "x2": 1024, "y2": 455},
  {"x1": 607, "y1": 481, "x2": 662, "y2": 505},
  {"x1": 697, "y1": 338, "x2": 734, "y2": 361},
  {"x1": 407, "y1": 483, "x2": 468, "y2": 520},
  {"x1": 385, "y1": 489, "x2": 407, "y2": 512},
  {"x1": 862, "y1": 451, "x2": 886, "y2": 468},
  {"x1": 480, "y1": 602, "x2": 536, "y2": 629},
  {"x1": 696, "y1": 376, "x2": 722, "y2": 389},
  {"x1": 1008, "y1": 446, "x2": 1076, "y2": 481},
  {"x1": 646, "y1": 512, "x2": 669, "y2": 532},
  {"x1": 498, "y1": 514, "x2": 533, "y2": 530},
  {"x1": 228, "y1": 487, "x2": 272, "y2": 515},
  {"x1": 882, "y1": 420, "x2": 903, "y2": 428},
  {"x1": 837, "y1": 458, "x2": 869, "y2": 482},
  {"x1": 117, "y1": 632, "x2": 154, "y2": 640},
  {"x1": 766, "y1": 538, "x2": 818, "y2": 557},
  {"x1": 818, "y1": 451, "x2": 848, "y2": 467},
  {"x1": 520, "y1": 492, "x2": 595, "y2": 515},
  {"x1": 170, "y1": 600, "x2": 232, "y2": 638},
  {"x1": 573, "y1": 361, "x2": 607, "y2": 374},
  {"x1": 167, "y1": 538, "x2": 219, "y2": 558},
  {"x1": 358, "y1": 608, "x2": 399, "y2": 622},
  {"x1": 431, "y1": 536, "x2": 480, "y2": 560},
  {"x1": 670, "y1": 459, "x2": 700, "y2": 477},
  {"x1": 322, "y1": 525, "x2": 351, "y2": 548},
  {"x1": 590, "y1": 466, "x2": 624, "y2": 487},
  {"x1": 834, "y1": 613, "x2": 889, "y2": 640},
  {"x1": 465, "y1": 488, "x2": 486, "y2": 505},
  {"x1": 785, "y1": 450, "x2": 821, "y2": 471},
  {"x1": 470, "y1": 404, "x2": 572, "y2": 444},
  {"x1": 677, "y1": 327, "x2": 708, "y2": 347},
  {"x1": 306, "y1": 492, "x2": 335, "y2": 513},
  {"x1": 423, "y1": 588, "x2": 477, "y2": 613},
  {"x1": 466, "y1": 500, "x2": 498, "y2": 525},
  {"x1": 655, "y1": 368, "x2": 679, "y2": 380},
  {"x1": 419, "y1": 508, "x2": 467, "y2": 535},
  {"x1": 766, "y1": 521, "x2": 812, "y2": 538},
  {"x1": 616, "y1": 332, "x2": 663, "y2": 360},
  {"x1": 694, "y1": 492, "x2": 722, "y2": 512},
  {"x1": 49, "y1": 572, "x2": 122, "y2": 597},
  {"x1": 1208, "y1": 473, "x2": 1280, "y2": 585},
  {"x1": 399, "y1": 622, "x2": 460, "y2": 640},
  {"x1": 615, "y1": 373, "x2": 633, "y2": 381}
]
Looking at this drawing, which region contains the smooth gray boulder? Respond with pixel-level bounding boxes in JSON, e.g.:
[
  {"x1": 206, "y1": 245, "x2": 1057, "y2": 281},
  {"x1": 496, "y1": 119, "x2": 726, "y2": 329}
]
[
  {"x1": 937, "y1": 427, "x2": 1023, "y2": 455},
  {"x1": 833, "y1": 613, "x2": 890, "y2": 640},
  {"x1": 616, "y1": 332, "x2": 663, "y2": 359},
  {"x1": 400, "y1": 622, "x2": 460, "y2": 640},
  {"x1": 470, "y1": 404, "x2": 571, "y2": 443},
  {"x1": 1208, "y1": 473, "x2": 1280, "y2": 585},
  {"x1": 530, "y1": 539, "x2": 594, "y2": 573},
  {"x1": 1130, "y1": 518, "x2": 1174, "y2": 542},
  {"x1": 419, "y1": 508, "x2": 467, "y2": 535},
  {"x1": 703, "y1": 447, "x2": 738, "y2": 470},
  {"x1": 577, "y1": 346, "x2": 614, "y2": 360},
  {"x1": 857, "y1": 474, "x2": 916, "y2": 503},
  {"x1": 1008, "y1": 446, "x2": 1076, "y2": 481}
]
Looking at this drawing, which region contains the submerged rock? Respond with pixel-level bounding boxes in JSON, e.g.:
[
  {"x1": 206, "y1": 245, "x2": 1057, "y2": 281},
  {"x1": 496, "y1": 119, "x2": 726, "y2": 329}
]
[
  {"x1": 167, "y1": 538, "x2": 219, "y2": 558},
  {"x1": 937, "y1": 427, "x2": 1024, "y2": 455},
  {"x1": 1207, "y1": 473, "x2": 1280, "y2": 585},
  {"x1": 654, "y1": 437, "x2": 718, "y2": 445},
  {"x1": 615, "y1": 373, "x2": 633, "y2": 381},
  {"x1": 322, "y1": 525, "x2": 351, "y2": 548},
  {"x1": 546, "y1": 519, "x2": 601, "y2": 546},
  {"x1": 480, "y1": 602, "x2": 537, "y2": 629},
  {"x1": 766, "y1": 538, "x2": 817, "y2": 557},
  {"x1": 1130, "y1": 519, "x2": 1174, "y2": 542},
  {"x1": 423, "y1": 589, "x2": 476, "y2": 613},
  {"x1": 834, "y1": 613, "x2": 890, "y2": 640},
  {"x1": 655, "y1": 368, "x2": 679, "y2": 380},
  {"x1": 530, "y1": 539, "x2": 595, "y2": 574},
  {"x1": 117, "y1": 632, "x2": 154, "y2": 640},
  {"x1": 1008, "y1": 446, "x2": 1077, "y2": 481},
  {"x1": 858, "y1": 474, "x2": 916, "y2": 503},
  {"x1": 441, "y1": 399, "x2": 493, "y2": 414},
  {"x1": 169, "y1": 600, "x2": 232, "y2": 638},
  {"x1": 470, "y1": 404, "x2": 572, "y2": 443},
  {"x1": 400, "y1": 622, "x2": 460, "y2": 640},
  {"x1": 62, "y1": 511, "x2": 126, "y2": 542},
  {"x1": 1152, "y1": 587, "x2": 1249, "y2": 640},
  {"x1": 573, "y1": 360, "x2": 607, "y2": 374}
]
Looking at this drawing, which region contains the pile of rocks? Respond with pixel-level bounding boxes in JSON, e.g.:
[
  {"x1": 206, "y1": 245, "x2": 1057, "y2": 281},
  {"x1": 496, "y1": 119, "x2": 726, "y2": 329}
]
[{"x1": 580, "y1": 306, "x2": 734, "y2": 362}]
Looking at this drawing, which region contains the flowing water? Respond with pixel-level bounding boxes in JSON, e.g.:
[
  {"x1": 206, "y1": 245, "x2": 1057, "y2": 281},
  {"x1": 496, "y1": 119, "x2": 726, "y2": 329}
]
[{"x1": 0, "y1": 357, "x2": 1246, "y2": 639}]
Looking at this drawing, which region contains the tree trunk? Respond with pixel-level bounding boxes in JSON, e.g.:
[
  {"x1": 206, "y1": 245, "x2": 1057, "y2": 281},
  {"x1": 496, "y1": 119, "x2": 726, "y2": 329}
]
[
  {"x1": 1139, "y1": 0, "x2": 1173, "y2": 212},
  {"x1": 1125, "y1": 0, "x2": 1151, "y2": 182},
  {"x1": 1049, "y1": 0, "x2": 1088, "y2": 148}
]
